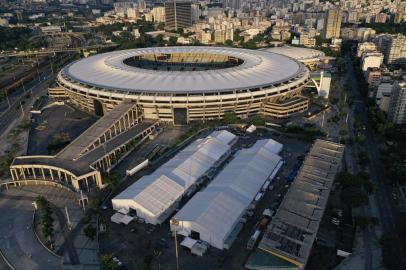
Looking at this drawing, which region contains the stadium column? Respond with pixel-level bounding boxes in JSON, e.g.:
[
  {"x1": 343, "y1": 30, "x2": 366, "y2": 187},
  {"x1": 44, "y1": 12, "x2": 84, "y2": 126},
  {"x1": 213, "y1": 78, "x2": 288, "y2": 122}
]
[
  {"x1": 41, "y1": 167, "x2": 46, "y2": 179},
  {"x1": 71, "y1": 178, "x2": 80, "y2": 191},
  {"x1": 10, "y1": 168, "x2": 16, "y2": 181},
  {"x1": 49, "y1": 168, "x2": 54, "y2": 180}
]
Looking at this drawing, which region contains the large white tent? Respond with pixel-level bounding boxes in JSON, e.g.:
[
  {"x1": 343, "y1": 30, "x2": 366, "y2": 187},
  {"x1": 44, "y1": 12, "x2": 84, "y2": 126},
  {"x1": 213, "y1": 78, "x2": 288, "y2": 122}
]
[
  {"x1": 170, "y1": 138, "x2": 283, "y2": 250},
  {"x1": 111, "y1": 130, "x2": 237, "y2": 225}
]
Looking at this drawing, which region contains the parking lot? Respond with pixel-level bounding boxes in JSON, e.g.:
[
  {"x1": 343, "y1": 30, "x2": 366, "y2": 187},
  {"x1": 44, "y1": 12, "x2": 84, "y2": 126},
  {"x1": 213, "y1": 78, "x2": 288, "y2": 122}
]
[
  {"x1": 27, "y1": 103, "x2": 97, "y2": 155},
  {"x1": 99, "y1": 127, "x2": 311, "y2": 270}
]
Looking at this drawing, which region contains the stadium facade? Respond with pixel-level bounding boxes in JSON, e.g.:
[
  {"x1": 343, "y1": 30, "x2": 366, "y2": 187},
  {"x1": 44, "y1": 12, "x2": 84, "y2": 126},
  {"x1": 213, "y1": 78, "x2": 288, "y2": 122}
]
[{"x1": 52, "y1": 46, "x2": 310, "y2": 124}]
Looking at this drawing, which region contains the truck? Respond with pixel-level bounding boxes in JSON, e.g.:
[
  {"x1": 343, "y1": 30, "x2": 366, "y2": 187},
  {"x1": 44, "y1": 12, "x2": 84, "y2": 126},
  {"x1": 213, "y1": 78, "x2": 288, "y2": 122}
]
[
  {"x1": 262, "y1": 209, "x2": 274, "y2": 218},
  {"x1": 258, "y1": 217, "x2": 270, "y2": 230},
  {"x1": 247, "y1": 230, "x2": 261, "y2": 250}
]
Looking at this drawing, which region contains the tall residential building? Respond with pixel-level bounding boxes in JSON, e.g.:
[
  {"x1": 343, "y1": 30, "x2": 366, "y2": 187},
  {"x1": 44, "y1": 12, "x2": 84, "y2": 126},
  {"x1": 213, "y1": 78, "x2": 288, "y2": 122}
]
[
  {"x1": 388, "y1": 81, "x2": 406, "y2": 124},
  {"x1": 151, "y1": 6, "x2": 166, "y2": 23},
  {"x1": 395, "y1": 4, "x2": 405, "y2": 23},
  {"x1": 165, "y1": 1, "x2": 192, "y2": 30},
  {"x1": 357, "y1": 42, "x2": 377, "y2": 57},
  {"x1": 382, "y1": 34, "x2": 406, "y2": 66},
  {"x1": 361, "y1": 52, "x2": 383, "y2": 71},
  {"x1": 323, "y1": 8, "x2": 342, "y2": 39},
  {"x1": 224, "y1": 0, "x2": 241, "y2": 10}
]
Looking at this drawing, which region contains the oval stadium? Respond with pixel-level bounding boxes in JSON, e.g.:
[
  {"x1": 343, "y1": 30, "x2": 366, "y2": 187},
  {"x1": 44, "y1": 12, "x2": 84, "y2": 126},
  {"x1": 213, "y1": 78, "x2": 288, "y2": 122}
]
[{"x1": 53, "y1": 46, "x2": 310, "y2": 124}]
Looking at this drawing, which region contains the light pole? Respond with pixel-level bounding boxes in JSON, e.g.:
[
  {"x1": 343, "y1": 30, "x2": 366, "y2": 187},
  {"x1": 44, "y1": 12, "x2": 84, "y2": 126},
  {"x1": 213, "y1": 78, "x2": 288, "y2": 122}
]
[
  {"x1": 5, "y1": 91, "x2": 11, "y2": 108},
  {"x1": 174, "y1": 230, "x2": 180, "y2": 270},
  {"x1": 20, "y1": 101, "x2": 24, "y2": 115},
  {"x1": 21, "y1": 81, "x2": 26, "y2": 93},
  {"x1": 65, "y1": 206, "x2": 72, "y2": 230}
]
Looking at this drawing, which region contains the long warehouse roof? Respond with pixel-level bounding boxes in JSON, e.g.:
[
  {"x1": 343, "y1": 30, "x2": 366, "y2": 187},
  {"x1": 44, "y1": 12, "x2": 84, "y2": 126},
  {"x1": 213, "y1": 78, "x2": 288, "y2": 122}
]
[
  {"x1": 172, "y1": 139, "x2": 283, "y2": 242},
  {"x1": 61, "y1": 46, "x2": 306, "y2": 93},
  {"x1": 258, "y1": 139, "x2": 345, "y2": 268},
  {"x1": 112, "y1": 130, "x2": 236, "y2": 218}
]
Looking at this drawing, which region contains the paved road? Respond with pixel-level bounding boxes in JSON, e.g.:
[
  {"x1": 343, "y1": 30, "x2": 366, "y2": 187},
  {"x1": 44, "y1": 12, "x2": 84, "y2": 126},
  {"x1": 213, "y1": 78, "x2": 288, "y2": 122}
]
[
  {"x1": 0, "y1": 73, "x2": 51, "y2": 135},
  {"x1": 345, "y1": 53, "x2": 406, "y2": 268},
  {"x1": 51, "y1": 203, "x2": 80, "y2": 264},
  {"x1": 0, "y1": 193, "x2": 61, "y2": 270}
]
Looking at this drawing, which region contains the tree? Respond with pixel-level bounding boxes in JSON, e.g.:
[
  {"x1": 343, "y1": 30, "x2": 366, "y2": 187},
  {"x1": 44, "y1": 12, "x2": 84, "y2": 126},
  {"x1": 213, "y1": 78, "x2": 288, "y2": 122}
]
[
  {"x1": 168, "y1": 36, "x2": 177, "y2": 46},
  {"x1": 101, "y1": 254, "x2": 119, "y2": 270},
  {"x1": 47, "y1": 132, "x2": 71, "y2": 155},
  {"x1": 103, "y1": 172, "x2": 121, "y2": 188},
  {"x1": 84, "y1": 224, "x2": 96, "y2": 240},
  {"x1": 222, "y1": 112, "x2": 239, "y2": 124},
  {"x1": 336, "y1": 172, "x2": 368, "y2": 207},
  {"x1": 233, "y1": 29, "x2": 244, "y2": 42},
  {"x1": 224, "y1": 39, "x2": 233, "y2": 47},
  {"x1": 242, "y1": 39, "x2": 257, "y2": 49},
  {"x1": 157, "y1": 22, "x2": 165, "y2": 30}
]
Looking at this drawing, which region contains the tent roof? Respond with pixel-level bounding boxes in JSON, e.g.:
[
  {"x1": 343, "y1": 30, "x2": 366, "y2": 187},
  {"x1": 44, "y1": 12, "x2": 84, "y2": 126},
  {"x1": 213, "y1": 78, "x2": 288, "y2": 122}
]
[
  {"x1": 112, "y1": 130, "x2": 236, "y2": 219},
  {"x1": 172, "y1": 138, "x2": 283, "y2": 242}
]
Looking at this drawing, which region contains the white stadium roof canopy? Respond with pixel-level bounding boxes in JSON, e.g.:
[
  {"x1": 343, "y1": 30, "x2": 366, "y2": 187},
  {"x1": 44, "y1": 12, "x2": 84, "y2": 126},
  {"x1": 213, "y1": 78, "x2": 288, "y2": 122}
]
[
  {"x1": 261, "y1": 46, "x2": 325, "y2": 62},
  {"x1": 171, "y1": 138, "x2": 283, "y2": 250},
  {"x1": 62, "y1": 46, "x2": 304, "y2": 93},
  {"x1": 111, "y1": 130, "x2": 236, "y2": 225}
]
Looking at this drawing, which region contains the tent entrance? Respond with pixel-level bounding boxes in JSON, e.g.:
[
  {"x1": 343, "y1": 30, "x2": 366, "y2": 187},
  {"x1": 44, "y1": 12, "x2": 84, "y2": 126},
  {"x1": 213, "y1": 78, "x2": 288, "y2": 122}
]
[{"x1": 190, "y1": 230, "x2": 200, "y2": 240}]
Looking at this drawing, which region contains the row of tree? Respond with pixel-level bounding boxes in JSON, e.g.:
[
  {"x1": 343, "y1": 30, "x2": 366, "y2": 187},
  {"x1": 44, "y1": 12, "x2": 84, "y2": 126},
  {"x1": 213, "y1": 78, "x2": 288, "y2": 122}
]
[{"x1": 35, "y1": 196, "x2": 55, "y2": 247}]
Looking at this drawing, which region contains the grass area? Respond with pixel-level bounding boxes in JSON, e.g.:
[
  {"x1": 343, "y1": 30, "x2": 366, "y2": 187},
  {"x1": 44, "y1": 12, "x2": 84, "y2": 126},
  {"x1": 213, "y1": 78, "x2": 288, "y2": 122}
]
[
  {"x1": 176, "y1": 113, "x2": 266, "y2": 144},
  {"x1": 47, "y1": 132, "x2": 71, "y2": 155}
]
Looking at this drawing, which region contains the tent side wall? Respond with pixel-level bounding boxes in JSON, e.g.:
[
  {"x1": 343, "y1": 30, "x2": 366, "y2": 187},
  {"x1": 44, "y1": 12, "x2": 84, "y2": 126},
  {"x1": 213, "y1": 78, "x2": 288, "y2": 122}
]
[{"x1": 171, "y1": 221, "x2": 225, "y2": 250}]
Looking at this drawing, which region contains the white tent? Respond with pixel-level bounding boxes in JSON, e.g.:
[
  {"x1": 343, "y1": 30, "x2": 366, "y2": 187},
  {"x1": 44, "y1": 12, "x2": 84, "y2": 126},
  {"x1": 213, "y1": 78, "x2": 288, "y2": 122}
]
[
  {"x1": 251, "y1": 138, "x2": 283, "y2": 155},
  {"x1": 112, "y1": 130, "x2": 237, "y2": 225},
  {"x1": 180, "y1": 237, "x2": 198, "y2": 249},
  {"x1": 246, "y1": 124, "x2": 256, "y2": 133},
  {"x1": 171, "y1": 139, "x2": 283, "y2": 250}
]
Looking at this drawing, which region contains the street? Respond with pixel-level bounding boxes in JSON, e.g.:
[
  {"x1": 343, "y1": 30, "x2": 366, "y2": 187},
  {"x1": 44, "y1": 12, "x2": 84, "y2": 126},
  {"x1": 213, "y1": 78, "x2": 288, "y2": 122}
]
[
  {"x1": 0, "y1": 72, "x2": 51, "y2": 135},
  {"x1": 344, "y1": 53, "x2": 406, "y2": 268}
]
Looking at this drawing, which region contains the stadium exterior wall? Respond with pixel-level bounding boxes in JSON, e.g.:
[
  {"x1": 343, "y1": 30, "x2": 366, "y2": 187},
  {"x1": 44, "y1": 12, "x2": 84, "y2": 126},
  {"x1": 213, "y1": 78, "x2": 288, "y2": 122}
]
[
  {"x1": 57, "y1": 71, "x2": 310, "y2": 123},
  {"x1": 55, "y1": 47, "x2": 311, "y2": 123}
]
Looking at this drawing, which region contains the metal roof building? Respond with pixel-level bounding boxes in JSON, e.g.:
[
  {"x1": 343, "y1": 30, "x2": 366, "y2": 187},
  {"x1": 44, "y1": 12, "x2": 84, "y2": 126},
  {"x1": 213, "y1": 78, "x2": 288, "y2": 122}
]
[
  {"x1": 254, "y1": 139, "x2": 345, "y2": 269},
  {"x1": 111, "y1": 130, "x2": 237, "y2": 225},
  {"x1": 170, "y1": 139, "x2": 284, "y2": 250}
]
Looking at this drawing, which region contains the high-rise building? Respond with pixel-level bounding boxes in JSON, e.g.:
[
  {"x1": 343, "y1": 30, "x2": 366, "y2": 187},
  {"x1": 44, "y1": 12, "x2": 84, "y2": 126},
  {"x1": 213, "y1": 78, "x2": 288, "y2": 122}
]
[
  {"x1": 224, "y1": 0, "x2": 241, "y2": 10},
  {"x1": 381, "y1": 34, "x2": 406, "y2": 66},
  {"x1": 395, "y1": 4, "x2": 405, "y2": 24},
  {"x1": 165, "y1": 1, "x2": 192, "y2": 30},
  {"x1": 388, "y1": 81, "x2": 406, "y2": 124},
  {"x1": 361, "y1": 52, "x2": 383, "y2": 71},
  {"x1": 323, "y1": 8, "x2": 342, "y2": 39},
  {"x1": 152, "y1": 6, "x2": 166, "y2": 23}
]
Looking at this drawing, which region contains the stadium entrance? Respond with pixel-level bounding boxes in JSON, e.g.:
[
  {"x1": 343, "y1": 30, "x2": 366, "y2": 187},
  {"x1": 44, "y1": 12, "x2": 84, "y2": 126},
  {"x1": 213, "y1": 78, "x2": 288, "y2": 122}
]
[
  {"x1": 93, "y1": 99, "x2": 104, "y2": 116},
  {"x1": 173, "y1": 108, "x2": 187, "y2": 125}
]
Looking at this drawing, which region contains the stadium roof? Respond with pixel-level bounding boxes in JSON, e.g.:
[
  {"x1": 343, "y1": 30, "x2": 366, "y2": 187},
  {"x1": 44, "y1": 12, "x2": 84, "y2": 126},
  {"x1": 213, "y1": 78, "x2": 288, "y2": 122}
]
[
  {"x1": 258, "y1": 139, "x2": 345, "y2": 268},
  {"x1": 261, "y1": 46, "x2": 325, "y2": 62},
  {"x1": 62, "y1": 46, "x2": 305, "y2": 93},
  {"x1": 172, "y1": 139, "x2": 283, "y2": 245},
  {"x1": 112, "y1": 130, "x2": 236, "y2": 224}
]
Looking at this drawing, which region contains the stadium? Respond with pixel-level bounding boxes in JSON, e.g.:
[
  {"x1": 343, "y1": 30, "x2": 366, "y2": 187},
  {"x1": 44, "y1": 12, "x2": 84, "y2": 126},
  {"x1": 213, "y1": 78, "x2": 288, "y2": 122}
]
[{"x1": 53, "y1": 46, "x2": 311, "y2": 124}]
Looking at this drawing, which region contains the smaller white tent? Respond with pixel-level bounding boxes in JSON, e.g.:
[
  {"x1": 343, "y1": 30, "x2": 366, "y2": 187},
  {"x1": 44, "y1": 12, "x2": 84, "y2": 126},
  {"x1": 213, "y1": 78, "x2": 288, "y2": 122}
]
[
  {"x1": 112, "y1": 130, "x2": 237, "y2": 225},
  {"x1": 246, "y1": 124, "x2": 256, "y2": 133}
]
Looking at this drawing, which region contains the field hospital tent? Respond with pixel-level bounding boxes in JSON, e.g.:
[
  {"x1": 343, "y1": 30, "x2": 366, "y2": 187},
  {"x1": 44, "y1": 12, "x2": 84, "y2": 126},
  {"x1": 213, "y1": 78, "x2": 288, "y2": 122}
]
[
  {"x1": 170, "y1": 139, "x2": 283, "y2": 250},
  {"x1": 111, "y1": 130, "x2": 237, "y2": 225}
]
